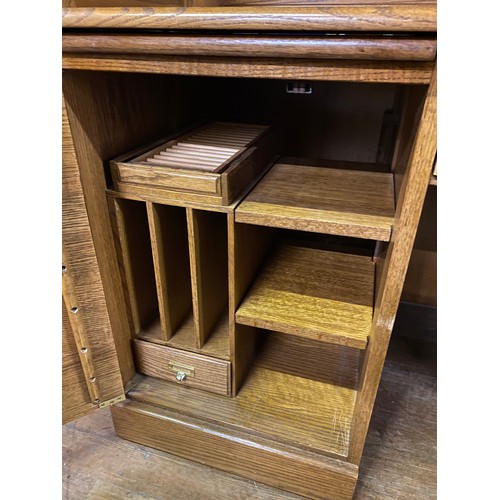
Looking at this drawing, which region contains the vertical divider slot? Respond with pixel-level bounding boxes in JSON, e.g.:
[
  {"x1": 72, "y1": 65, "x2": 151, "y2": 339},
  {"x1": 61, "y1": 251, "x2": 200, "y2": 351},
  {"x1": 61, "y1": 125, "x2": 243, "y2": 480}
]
[
  {"x1": 111, "y1": 198, "x2": 159, "y2": 336},
  {"x1": 187, "y1": 208, "x2": 229, "y2": 349},
  {"x1": 147, "y1": 202, "x2": 192, "y2": 342}
]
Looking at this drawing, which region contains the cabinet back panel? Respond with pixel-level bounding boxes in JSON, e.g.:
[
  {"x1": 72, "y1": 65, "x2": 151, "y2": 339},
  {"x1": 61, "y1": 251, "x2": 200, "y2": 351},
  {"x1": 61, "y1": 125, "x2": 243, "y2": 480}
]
[{"x1": 209, "y1": 79, "x2": 399, "y2": 165}]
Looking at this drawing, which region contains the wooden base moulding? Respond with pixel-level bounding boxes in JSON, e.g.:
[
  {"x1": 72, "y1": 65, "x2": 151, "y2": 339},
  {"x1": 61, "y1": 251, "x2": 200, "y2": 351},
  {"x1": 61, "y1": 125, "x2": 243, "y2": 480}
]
[{"x1": 112, "y1": 400, "x2": 358, "y2": 500}]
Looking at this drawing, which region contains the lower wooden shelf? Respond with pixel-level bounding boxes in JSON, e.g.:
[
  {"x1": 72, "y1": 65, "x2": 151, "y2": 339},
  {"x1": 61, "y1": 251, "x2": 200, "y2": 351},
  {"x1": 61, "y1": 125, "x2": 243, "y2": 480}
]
[
  {"x1": 236, "y1": 244, "x2": 374, "y2": 349},
  {"x1": 127, "y1": 331, "x2": 360, "y2": 458}
]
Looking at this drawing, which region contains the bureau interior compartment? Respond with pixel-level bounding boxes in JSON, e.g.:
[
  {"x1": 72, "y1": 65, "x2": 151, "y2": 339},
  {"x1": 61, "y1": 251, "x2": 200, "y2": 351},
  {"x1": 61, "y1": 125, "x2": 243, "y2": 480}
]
[
  {"x1": 229, "y1": 226, "x2": 376, "y2": 458},
  {"x1": 109, "y1": 196, "x2": 231, "y2": 361},
  {"x1": 231, "y1": 228, "x2": 377, "y2": 342},
  {"x1": 63, "y1": 69, "x2": 427, "y2": 440}
]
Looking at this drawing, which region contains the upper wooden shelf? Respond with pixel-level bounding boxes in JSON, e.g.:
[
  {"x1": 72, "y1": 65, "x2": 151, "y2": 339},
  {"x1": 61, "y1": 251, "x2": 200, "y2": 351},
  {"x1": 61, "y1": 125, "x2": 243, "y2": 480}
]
[
  {"x1": 235, "y1": 162, "x2": 395, "y2": 241},
  {"x1": 236, "y1": 244, "x2": 374, "y2": 349}
]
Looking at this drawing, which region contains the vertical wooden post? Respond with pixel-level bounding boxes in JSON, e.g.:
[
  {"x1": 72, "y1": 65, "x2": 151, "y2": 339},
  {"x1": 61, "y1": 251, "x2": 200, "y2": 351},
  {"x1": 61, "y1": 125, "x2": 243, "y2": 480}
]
[{"x1": 349, "y1": 67, "x2": 437, "y2": 463}]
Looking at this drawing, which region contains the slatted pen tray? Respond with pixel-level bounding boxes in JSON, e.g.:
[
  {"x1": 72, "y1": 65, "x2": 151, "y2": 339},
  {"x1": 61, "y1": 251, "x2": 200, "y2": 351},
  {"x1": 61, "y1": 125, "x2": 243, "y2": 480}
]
[{"x1": 111, "y1": 122, "x2": 276, "y2": 206}]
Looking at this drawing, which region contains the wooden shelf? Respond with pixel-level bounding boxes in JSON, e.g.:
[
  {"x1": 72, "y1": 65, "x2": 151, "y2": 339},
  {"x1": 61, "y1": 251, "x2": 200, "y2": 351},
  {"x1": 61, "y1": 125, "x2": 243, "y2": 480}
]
[
  {"x1": 235, "y1": 162, "x2": 395, "y2": 241},
  {"x1": 137, "y1": 313, "x2": 230, "y2": 361},
  {"x1": 236, "y1": 244, "x2": 374, "y2": 349},
  {"x1": 127, "y1": 331, "x2": 360, "y2": 458}
]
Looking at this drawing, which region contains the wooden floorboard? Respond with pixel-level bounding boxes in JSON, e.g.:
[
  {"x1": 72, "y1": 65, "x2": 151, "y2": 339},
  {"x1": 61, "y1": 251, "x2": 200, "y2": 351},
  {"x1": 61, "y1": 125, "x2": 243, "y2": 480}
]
[{"x1": 62, "y1": 306, "x2": 436, "y2": 500}]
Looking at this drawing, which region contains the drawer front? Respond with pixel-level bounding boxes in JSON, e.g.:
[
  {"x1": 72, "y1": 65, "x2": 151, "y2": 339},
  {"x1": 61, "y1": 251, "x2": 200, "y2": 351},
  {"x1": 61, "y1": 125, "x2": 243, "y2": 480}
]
[
  {"x1": 115, "y1": 163, "x2": 221, "y2": 195},
  {"x1": 133, "y1": 340, "x2": 230, "y2": 396}
]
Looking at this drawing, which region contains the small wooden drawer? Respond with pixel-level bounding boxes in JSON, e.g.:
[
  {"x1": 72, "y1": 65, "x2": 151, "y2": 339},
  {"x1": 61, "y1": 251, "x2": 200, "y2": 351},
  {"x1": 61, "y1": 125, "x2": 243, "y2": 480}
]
[
  {"x1": 111, "y1": 122, "x2": 278, "y2": 206},
  {"x1": 133, "y1": 339, "x2": 231, "y2": 396}
]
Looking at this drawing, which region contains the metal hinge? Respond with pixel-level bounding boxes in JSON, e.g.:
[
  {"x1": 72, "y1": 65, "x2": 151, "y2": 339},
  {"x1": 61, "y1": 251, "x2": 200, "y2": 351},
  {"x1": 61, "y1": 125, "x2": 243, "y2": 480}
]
[{"x1": 95, "y1": 394, "x2": 126, "y2": 409}]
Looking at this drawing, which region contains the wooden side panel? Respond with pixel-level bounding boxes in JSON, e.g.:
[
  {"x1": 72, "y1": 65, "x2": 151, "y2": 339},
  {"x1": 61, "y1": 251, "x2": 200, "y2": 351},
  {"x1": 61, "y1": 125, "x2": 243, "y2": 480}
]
[
  {"x1": 221, "y1": 129, "x2": 280, "y2": 205},
  {"x1": 112, "y1": 400, "x2": 358, "y2": 500},
  {"x1": 392, "y1": 85, "x2": 428, "y2": 203},
  {"x1": 228, "y1": 217, "x2": 275, "y2": 394},
  {"x1": 63, "y1": 97, "x2": 126, "y2": 422},
  {"x1": 187, "y1": 209, "x2": 229, "y2": 348},
  {"x1": 401, "y1": 184, "x2": 436, "y2": 305},
  {"x1": 401, "y1": 248, "x2": 436, "y2": 305},
  {"x1": 349, "y1": 67, "x2": 436, "y2": 463}
]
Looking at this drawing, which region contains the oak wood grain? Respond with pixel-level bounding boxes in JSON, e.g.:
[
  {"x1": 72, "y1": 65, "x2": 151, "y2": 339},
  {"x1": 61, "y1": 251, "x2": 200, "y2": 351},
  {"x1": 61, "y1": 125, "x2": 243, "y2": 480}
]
[
  {"x1": 62, "y1": 55, "x2": 434, "y2": 85},
  {"x1": 110, "y1": 182, "x2": 227, "y2": 207},
  {"x1": 63, "y1": 97, "x2": 127, "y2": 418},
  {"x1": 228, "y1": 215, "x2": 275, "y2": 394},
  {"x1": 225, "y1": 0, "x2": 436, "y2": 5},
  {"x1": 236, "y1": 163, "x2": 395, "y2": 241},
  {"x1": 62, "y1": 246, "x2": 101, "y2": 405},
  {"x1": 137, "y1": 313, "x2": 230, "y2": 360},
  {"x1": 401, "y1": 184, "x2": 436, "y2": 305},
  {"x1": 62, "y1": 5, "x2": 436, "y2": 32},
  {"x1": 64, "y1": 328, "x2": 436, "y2": 499},
  {"x1": 236, "y1": 244, "x2": 374, "y2": 349},
  {"x1": 146, "y1": 202, "x2": 192, "y2": 340},
  {"x1": 112, "y1": 198, "x2": 159, "y2": 334},
  {"x1": 63, "y1": 34, "x2": 436, "y2": 62},
  {"x1": 349, "y1": 66, "x2": 436, "y2": 464},
  {"x1": 401, "y1": 248, "x2": 436, "y2": 305},
  {"x1": 391, "y1": 85, "x2": 427, "y2": 203},
  {"x1": 62, "y1": 299, "x2": 95, "y2": 424},
  {"x1": 115, "y1": 163, "x2": 222, "y2": 194},
  {"x1": 112, "y1": 398, "x2": 358, "y2": 500},
  {"x1": 221, "y1": 131, "x2": 280, "y2": 205},
  {"x1": 187, "y1": 209, "x2": 229, "y2": 348},
  {"x1": 66, "y1": 0, "x2": 180, "y2": 5},
  {"x1": 65, "y1": 72, "x2": 201, "y2": 386},
  {"x1": 107, "y1": 187, "x2": 237, "y2": 213},
  {"x1": 133, "y1": 339, "x2": 231, "y2": 395},
  {"x1": 63, "y1": 408, "x2": 304, "y2": 499},
  {"x1": 127, "y1": 328, "x2": 359, "y2": 458}
]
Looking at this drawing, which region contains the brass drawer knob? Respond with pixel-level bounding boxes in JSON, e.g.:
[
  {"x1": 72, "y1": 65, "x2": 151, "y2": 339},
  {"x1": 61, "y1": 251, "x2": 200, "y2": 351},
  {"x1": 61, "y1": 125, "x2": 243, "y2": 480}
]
[{"x1": 168, "y1": 362, "x2": 195, "y2": 381}]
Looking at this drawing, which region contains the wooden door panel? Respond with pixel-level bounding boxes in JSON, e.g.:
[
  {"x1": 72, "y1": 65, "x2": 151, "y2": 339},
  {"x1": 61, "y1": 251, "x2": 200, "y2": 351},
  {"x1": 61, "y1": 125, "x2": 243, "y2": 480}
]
[{"x1": 62, "y1": 97, "x2": 125, "y2": 424}]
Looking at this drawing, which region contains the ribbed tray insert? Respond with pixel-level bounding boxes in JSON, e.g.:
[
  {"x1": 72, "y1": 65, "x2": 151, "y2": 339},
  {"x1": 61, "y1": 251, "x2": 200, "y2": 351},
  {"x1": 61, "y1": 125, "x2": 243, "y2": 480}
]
[{"x1": 144, "y1": 123, "x2": 268, "y2": 172}]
